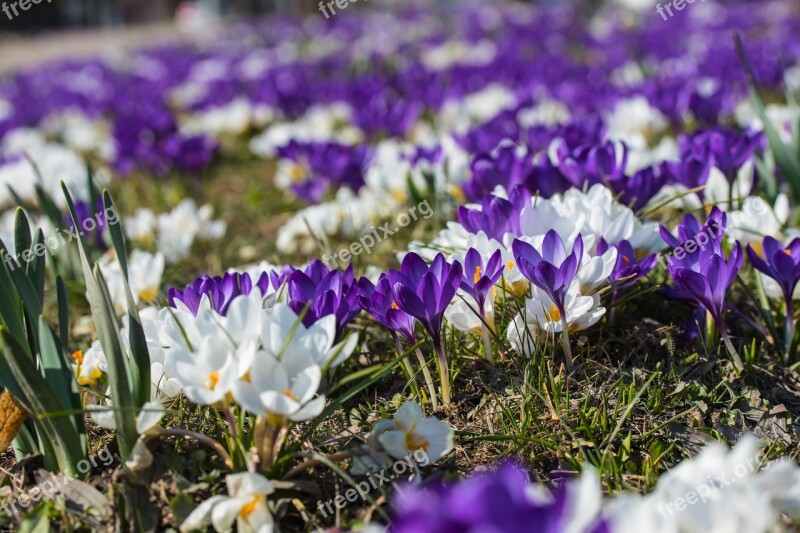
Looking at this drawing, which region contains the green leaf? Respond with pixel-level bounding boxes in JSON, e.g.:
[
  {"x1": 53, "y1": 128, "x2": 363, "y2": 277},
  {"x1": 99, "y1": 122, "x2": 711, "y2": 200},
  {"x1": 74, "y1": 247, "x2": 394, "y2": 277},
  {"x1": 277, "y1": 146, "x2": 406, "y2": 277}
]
[
  {"x1": 63, "y1": 182, "x2": 139, "y2": 458},
  {"x1": 0, "y1": 249, "x2": 31, "y2": 360},
  {"x1": 104, "y1": 190, "x2": 151, "y2": 405},
  {"x1": 38, "y1": 316, "x2": 85, "y2": 450},
  {"x1": 56, "y1": 277, "x2": 70, "y2": 355},
  {"x1": 3, "y1": 247, "x2": 43, "y2": 356},
  {"x1": 28, "y1": 229, "x2": 46, "y2": 306},
  {"x1": 0, "y1": 327, "x2": 84, "y2": 477},
  {"x1": 13, "y1": 207, "x2": 32, "y2": 262},
  {"x1": 734, "y1": 34, "x2": 800, "y2": 200}
]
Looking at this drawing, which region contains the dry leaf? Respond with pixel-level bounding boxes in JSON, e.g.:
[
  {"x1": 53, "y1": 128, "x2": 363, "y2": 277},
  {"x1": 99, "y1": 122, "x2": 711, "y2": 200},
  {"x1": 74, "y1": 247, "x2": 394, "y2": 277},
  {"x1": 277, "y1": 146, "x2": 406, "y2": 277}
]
[{"x1": 0, "y1": 390, "x2": 27, "y2": 451}]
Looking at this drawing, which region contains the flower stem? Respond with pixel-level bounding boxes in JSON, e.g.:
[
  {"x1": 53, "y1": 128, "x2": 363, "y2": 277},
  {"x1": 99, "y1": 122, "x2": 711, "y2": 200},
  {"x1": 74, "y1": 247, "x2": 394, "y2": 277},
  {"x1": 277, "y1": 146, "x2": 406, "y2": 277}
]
[
  {"x1": 414, "y1": 347, "x2": 439, "y2": 411},
  {"x1": 786, "y1": 300, "x2": 795, "y2": 364},
  {"x1": 433, "y1": 339, "x2": 451, "y2": 406},
  {"x1": 481, "y1": 325, "x2": 495, "y2": 364},
  {"x1": 559, "y1": 316, "x2": 574, "y2": 371},
  {"x1": 393, "y1": 335, "x2": 421, "y2": 398},
  {"x1": 159, "y1": 428, "x2": 234, "y2": 469}
]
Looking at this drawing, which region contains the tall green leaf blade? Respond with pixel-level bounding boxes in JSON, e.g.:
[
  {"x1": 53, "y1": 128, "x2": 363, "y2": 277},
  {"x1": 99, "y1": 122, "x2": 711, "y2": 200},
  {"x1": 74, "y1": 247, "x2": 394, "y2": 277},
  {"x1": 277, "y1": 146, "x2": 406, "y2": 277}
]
[
  {"x1": 28, "y1": 229, "x2": 47, "y2": 306},
  {"x1": 0, "y1": 249, "x2": 31, "y2": 359},
  {"x1": 4, "y1": 247, "x2": 43, "y2": 356},
  {"x1": 62, "y1": 182, "x2": 138, "y2": 458},
  {"x1": 56, "y1": 276, "x2": 70, "y2": 355},
  {"x1": 38, "y1": 316, "x2": 85, "y2": 450},
  {"x1": 104, "y1": 190, "x2": 150, "y2": 405},
  {"x1": 13, "y1": 208, "x2": 32, "y2": 261},
  {"x1": 0, "y1": 327, "x2": 84, "y2": 477},
  {"x1": 734, "y1": 34, "x2": 800, "y2": 199}
]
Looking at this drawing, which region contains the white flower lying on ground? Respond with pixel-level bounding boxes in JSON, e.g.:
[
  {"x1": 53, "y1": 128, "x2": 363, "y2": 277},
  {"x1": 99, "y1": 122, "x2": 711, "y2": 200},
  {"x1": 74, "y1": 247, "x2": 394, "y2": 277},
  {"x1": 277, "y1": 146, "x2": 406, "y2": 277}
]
[
  {"x1": 181, "y1": 472, "x2": 275, "y2": 533},
  {"x1": 98, "y1": 249, "x2": 165, "y2": 315},
  {"x1": 374, "y1": 402, "x2": 454, "y2": 463}
]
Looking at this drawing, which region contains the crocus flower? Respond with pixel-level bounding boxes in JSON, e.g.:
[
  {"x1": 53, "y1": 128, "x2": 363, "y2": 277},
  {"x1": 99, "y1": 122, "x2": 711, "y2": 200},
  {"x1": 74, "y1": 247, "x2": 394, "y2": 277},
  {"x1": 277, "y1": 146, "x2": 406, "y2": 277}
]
[
  {"x1": 459, "y1": 248, "x2": 504, "y2": 325},
  {"x1": 168, "y1": 271, "x2": 270, "y2": 316},
  {"x1": 747, "y1": 236, "x2": 800, "y2": 358},
  {"x1": 180, "y1": 472, "x2": 275, "y2": 533},
  {"x1": 284, "y1": 260, "x2": 361, "y2": 337},
  {"x1": 668, "y1": 240, "x2": 744, "y2": 370},
  {"x1": 357, "y1": 275, "x2": 417, "y2": 344},
  {"x1": 389, "y1": 253, "x2": 463, "y2": 405},
  {"x1": 371, "y1": 402, "x2": 453, "y2": 464},
  {"x1": 456, "y1": 186, "x2": 529, "y2": 242},
  {"x1": 597, "y1": 238, "x2": 658, "y2": 302},
  {"x1": 390, "y1": 462, "x2": 609, "y2": 533},
  {"x1": 512, "y1": 230, "x2": 583, "y2": 369}
]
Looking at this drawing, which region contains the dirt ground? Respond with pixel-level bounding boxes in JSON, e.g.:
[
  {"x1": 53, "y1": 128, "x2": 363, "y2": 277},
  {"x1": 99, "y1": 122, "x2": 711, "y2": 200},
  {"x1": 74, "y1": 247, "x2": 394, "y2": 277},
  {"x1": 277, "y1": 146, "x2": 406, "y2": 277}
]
[{"x1": 0, "y1": 23, "x2": 184, "y2": 73}]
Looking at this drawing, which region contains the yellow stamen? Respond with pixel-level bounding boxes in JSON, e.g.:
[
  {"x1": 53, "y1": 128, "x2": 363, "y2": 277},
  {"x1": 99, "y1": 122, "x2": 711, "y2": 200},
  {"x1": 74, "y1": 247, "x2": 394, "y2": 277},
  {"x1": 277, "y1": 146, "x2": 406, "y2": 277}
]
[
  {"x1": 289, "y1": 164, "x2": 306, "y2": 182},
  {"x1": 71, "y1": 350, "x2": 84, "y2": 365},
  {"x1": 786, "y1": 248, "x2": 793, "y2": 256},
  {"x1": 241, "y1": 371, "x2": 251, "y2": 383},
  {"x1": 284, "y1": 389, "x2": 299, "y2": 401},
  {"x1": 473, "y1": 266, "x2": 482, "y2": 284},
  {"x1": 240, "y1": 496, "x2": 261, "y2": 518},
  {"x1": 405, "y1": 431, "x2": 430, "y2": 453},
  {"x1": 507, "y1": 260, "x2": 515, "y2": 270},
  {"x1": 391, "y1": 301, "x2": 399, "y2": 310},
  {"x1": 207, "y1": 371, "x2": 220, "y2": 391},
  {"x1": 548, "y1": 304, "x2": 561, "y2": 322},
  {"x1": 138, "y1": 289, "x2": 158, "y2": 303}
]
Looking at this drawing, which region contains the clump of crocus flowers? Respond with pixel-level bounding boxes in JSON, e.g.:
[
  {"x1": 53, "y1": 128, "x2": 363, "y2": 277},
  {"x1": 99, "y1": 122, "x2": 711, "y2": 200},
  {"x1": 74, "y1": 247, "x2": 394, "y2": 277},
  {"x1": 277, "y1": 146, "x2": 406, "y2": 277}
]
[{"x1": 660, "y1": 208, "x2": 744, "y2": 370}]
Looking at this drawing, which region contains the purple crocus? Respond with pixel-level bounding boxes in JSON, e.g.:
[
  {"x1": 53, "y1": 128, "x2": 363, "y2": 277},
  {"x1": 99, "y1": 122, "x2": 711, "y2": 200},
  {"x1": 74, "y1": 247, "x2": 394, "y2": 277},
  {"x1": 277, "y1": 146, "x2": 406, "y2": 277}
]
[
  {"x1": 168, "y1": 272, "x2": 270, "y2": 316},
  {"x1": 390, "y1": 462, "x2": 609, "y2": 533},
  {"x1": 512, "y1": 230, "x2": 583, "y2": 369},
  {"x1": 459, "y1": 248, "x2": 504, "y2": 328},
  {"x1": 285, "y1": 260, "x2": 361, "y2": 338},
  {"x1": 389, "y1": 253, "x2": 463, "y2": 405},
  {"x1": 747, "y1": 237, "x2": 800, "y2": 358},
  {"x1": 357, "y1": 275, "x2": 417, "y2": 345},
  {"x1": 456, "y1": 186, "x2": 529, "y2": 242},
  {"x1": 597, "y1": 238, "x2": 658, "y2": 299},
  {"x1": 663, "y1": 218, "x2": 744, "y2": 370}
]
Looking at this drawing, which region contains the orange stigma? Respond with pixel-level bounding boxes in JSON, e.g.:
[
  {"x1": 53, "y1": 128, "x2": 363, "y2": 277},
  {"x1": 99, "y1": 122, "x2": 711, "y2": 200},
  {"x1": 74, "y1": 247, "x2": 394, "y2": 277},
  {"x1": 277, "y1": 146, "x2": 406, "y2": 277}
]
[{"x1": 473, "y1": 266, "x2": 482, "y2": 284}]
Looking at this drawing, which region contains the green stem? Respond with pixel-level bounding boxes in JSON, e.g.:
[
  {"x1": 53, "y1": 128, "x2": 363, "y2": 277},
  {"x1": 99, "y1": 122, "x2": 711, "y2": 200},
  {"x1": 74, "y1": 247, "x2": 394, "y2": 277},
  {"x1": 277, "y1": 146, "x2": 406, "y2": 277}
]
[
  {"x1": 414, "y1": 347, "x2": 439, "y2": 411},
  {"x1": 560, "y1": 315, "x2": 574, "y2": 371}
]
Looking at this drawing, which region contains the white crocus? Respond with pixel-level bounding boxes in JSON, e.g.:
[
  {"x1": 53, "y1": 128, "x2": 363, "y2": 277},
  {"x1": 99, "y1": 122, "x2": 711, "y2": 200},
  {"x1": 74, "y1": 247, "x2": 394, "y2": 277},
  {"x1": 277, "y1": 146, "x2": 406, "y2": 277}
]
[
  {"x1": 374, "y1": 402, "x2": 453, "y2": 463},
  {"x1": 166, "y1": 336, "x2": 253, "y2": 407},
  {"x1": 507, "y1": 283, "x2": 605, "y2": 357},
  {"x1": 576, "y1": 247, "x2": 618, "y2": 294},
  {"x1": 72, "y1": 340, "x2": 107, "y2": 387},
  {"x1": 156, "y1": 199, "x2": 227, "y2": 264},
  {"x1": 727, "y1": 194, "x2": 789, "y2": 248},
  {"x1": 262, "y1": 304, "x2": 357, "y2": 370},
  {"x1": 181, "y1": 472, "x2": 275, "y2": 533},
  {"x1": 98, "y1": 249, "x2": 165, "y2": 315},
  {"x1": 233, "y1": 350, "x2": 325, "y2": 422}
]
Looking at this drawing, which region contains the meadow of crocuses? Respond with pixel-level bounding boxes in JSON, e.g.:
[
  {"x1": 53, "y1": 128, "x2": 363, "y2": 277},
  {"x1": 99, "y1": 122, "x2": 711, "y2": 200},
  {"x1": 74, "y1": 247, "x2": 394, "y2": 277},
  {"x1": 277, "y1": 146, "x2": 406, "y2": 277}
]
[{"x1": 2, "y1": 0, "x2": 800, "y2": 531}]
